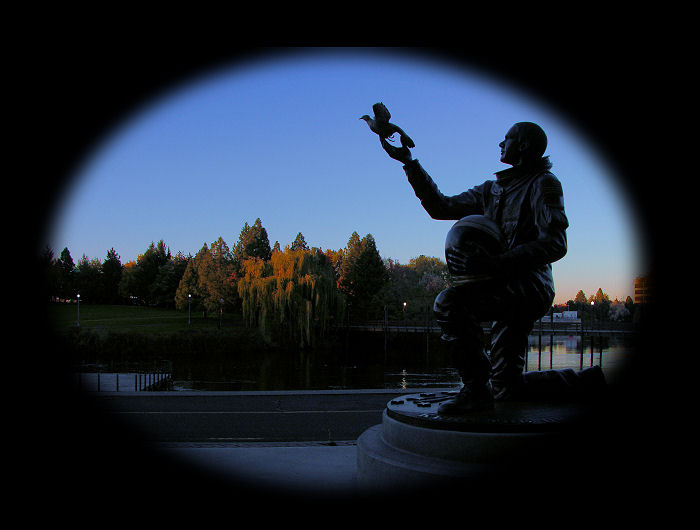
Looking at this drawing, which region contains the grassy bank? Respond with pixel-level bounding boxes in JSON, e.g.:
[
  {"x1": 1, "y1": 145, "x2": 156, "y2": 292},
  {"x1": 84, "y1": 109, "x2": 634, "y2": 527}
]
[
  {"x1": 47, "y1": 303, "x2": 449, "y2": 383},
  {"x1": 48, "y1": 303, "x2": 242, "y2": 335},
  {"x1": 47, "y1": 303, "x2": 354, "y2": 367}
]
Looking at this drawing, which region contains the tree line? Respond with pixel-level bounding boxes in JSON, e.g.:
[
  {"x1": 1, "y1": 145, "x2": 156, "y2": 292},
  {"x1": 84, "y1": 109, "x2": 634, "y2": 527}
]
[
  {"x1": 41, "y1": 217, "x2": 637, "y2": 346},
  {"x1": 41, "y1": 218, "x2": 453, "y2": 346},
  {"x1": 568, "y1": 288, "x2": 636, "y2": 323}
]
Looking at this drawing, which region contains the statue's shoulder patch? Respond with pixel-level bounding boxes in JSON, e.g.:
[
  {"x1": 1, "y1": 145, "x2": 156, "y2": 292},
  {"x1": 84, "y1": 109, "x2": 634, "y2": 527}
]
[{"x1": 538, "y1": 172, "x2": 564, "y2": 208}]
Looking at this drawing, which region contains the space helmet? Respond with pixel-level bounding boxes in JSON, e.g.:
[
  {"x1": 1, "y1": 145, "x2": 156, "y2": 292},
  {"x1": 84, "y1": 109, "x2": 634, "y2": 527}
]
[{"x1": 445, "y1": 215, "x2": 505, "y2": 281}]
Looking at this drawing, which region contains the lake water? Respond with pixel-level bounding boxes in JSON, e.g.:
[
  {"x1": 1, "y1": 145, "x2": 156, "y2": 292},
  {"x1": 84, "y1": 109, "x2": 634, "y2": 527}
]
[{"x1": 73, "y1": 333, "x2": 635, "y2": 392}]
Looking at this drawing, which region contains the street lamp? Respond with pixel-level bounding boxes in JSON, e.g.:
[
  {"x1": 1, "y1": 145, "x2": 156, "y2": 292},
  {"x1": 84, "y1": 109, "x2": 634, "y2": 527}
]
[
  {"x1": 188, "y1": 294, "x2": 191, "y2": 326},
  {"x1": 219, "y1": 298, "x2": 224, "y2": 329},
  {"x1": 403, "y1": 301, "x2": 407, "y2": 329},
  {"x1": 590, "y1": 301, "x2": 596, "y2": 367},
  {"x1": 76, "y1": 293, "x2": 80, "y2": 327}
]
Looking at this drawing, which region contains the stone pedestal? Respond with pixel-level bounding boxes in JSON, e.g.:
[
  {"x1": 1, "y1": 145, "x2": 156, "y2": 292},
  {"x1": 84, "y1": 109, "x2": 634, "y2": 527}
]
[{"x1": 357, "y1": 390, "x2": 589, "y2": 493}]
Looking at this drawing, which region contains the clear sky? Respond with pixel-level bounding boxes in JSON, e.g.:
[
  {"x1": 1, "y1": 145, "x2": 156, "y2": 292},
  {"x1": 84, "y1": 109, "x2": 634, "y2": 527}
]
[{"x1": 47, "y1": 48, "x2": 647, "y2": 305}]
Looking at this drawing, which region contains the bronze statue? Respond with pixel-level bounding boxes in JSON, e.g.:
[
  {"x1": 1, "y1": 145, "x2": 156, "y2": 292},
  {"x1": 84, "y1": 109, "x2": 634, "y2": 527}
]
[{"x1": 363, "y1": 103, "x2": 605, "y2": 414}]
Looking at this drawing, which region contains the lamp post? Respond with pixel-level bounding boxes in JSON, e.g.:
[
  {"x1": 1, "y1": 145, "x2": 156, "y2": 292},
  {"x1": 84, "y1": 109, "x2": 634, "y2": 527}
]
[
  {"x1": 219, "y1": 298, "x2": 224, "y2": 329},
  {"x1": 76, "y1": 293, "x2": 80, "y2": 327},
  {"x1": 590, "y1": 301, "x2": 595, "y2": 366},
  {"x1": 403, "y1": 301, "x2": 407, "y2": 330},
  {"x1": 188, "y1": 294, "x2": 191, "y2": 326}
]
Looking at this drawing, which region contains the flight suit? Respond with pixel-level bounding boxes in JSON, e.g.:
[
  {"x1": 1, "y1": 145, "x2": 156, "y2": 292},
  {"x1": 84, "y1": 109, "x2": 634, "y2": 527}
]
[{"x1": 403, "y1": 157, "x2": 570, "y2": 400}]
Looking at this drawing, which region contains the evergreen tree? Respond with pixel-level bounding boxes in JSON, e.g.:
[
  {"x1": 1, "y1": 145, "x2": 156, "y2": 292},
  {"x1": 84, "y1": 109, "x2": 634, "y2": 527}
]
[
  {"x1": 339, "y1": 233, "x2": 387, "y2": 321},
  {"x1": 291, "y1": 232, "x2": 309, "y2": 251},
  {"x1": 200, "y1": 237, "x2": 238, "y2": 313},
  {"x1": 75, "y1": 254, "x2": 103, "y2": 302},
  {"x1": 121, "y1": 240, "x2": 171, "y2": 305},
  {"x1": 118, "y1": 260, "x2": 138, "y2": 303},
  {"x1": 56, "y1": 247, "x2": 75, "y2": 299},
  {"x1": 590, "y1": 287, "x2": 611, "y2": 321},
  {"x1": 175, "y1": 243, "x2": 209, "y2": 313},
  {"x1": 102, "y1": 248, "x2": 123, "y2": 304},
  {"x1": 339, "y1": 231, "x2": 362, "y2": 296},
  {"x1": 234, "y1": 218, "x2": 271, "y2": 263},
  {"x1": 152, "y1": 251, "x2": 189, "y2": 308},
  {"x1": 593, "y1": 287, "x2": 610, "y2": 304},
  {"x1": 40, "y1": 246, "x2": 59, "y2": 299}
]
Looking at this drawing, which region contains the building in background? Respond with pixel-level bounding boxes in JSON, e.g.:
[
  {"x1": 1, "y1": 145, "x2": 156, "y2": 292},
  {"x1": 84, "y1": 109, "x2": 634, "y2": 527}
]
[{"x1": 634, "y1": 275, "x2": 650, "y2": 304}]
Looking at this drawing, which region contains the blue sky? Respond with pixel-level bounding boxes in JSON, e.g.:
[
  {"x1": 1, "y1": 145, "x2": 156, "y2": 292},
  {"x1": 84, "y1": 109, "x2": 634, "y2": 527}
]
[{"x1": 47, "y1": 48, "x2": 646, "y2": 304}]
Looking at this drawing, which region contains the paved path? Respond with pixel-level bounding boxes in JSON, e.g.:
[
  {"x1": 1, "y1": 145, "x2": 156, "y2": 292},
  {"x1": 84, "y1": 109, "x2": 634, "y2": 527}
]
[
  {"x1": 86, "y1": 389, "x2": 427, "y2": 497},
  {"x1": 95, "y1": 389, "x2": 417, "y2": 442}
]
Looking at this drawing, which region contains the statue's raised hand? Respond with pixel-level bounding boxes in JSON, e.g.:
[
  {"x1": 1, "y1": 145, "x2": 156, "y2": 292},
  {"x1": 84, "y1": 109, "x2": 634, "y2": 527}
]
[
  {"x1": 380, "y1": 137, "x2": 412, "y2": 164},
  {"x1": 361, "y1": 102, "x2": 414, "y2": 165}
]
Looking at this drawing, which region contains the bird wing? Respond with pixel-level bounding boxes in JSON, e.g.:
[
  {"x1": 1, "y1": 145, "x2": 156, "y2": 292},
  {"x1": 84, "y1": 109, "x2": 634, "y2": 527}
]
[{"x1": 373, "y1": 102, "x2": 391, "y2": 123}]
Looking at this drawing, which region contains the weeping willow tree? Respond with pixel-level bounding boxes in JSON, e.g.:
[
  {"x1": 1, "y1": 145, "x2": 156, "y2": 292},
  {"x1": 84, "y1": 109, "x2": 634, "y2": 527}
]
[{"x1": 238, "y1": 248, "x2": 344, "y2": 348}]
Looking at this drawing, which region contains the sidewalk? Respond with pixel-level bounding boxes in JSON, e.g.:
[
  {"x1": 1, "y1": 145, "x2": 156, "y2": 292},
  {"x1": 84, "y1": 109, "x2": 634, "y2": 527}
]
[{"x1": 158, "y1": 440, "x2": 360, "y2": 496}]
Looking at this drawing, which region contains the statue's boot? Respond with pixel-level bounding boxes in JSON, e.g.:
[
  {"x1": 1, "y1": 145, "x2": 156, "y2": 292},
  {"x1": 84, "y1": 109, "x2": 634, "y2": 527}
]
[
  {"x1": 518, "y1": 365, "x2": 608, "y2": 401},
  {"x1": 438, "y1": 379, "x2": 494, "y2": 415},
  {"x1": 438, "y1": 340, "x2": 494, "y2": 415}
]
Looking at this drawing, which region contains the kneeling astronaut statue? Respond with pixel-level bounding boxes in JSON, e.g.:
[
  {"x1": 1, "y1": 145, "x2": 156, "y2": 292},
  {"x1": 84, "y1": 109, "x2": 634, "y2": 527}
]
[{"x1": 361, "y1": 102, "x2": 606, "y2": 415}]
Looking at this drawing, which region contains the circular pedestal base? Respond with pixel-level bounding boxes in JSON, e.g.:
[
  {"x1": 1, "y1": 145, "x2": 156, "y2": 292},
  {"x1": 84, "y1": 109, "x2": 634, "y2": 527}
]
[{"x1": 357, "y1": 391, "x2": 587, "y2": 492}]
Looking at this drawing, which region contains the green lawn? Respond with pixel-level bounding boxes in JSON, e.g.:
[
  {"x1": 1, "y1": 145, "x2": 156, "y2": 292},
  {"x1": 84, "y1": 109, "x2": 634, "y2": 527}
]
[{"x1": 47, "y1": 303, "x2": 242, "y2": 335}]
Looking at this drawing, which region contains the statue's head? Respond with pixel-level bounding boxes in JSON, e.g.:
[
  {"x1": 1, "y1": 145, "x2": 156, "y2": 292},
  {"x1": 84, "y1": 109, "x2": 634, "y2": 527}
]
[{"x1": 500, "y1": 122, "x2": 548, "y2": 167}]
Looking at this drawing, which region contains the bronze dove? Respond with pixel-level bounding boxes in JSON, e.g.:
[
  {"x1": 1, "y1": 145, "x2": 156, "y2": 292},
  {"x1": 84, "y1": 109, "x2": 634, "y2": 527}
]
[{"x1": 360, "y1": 102, "x2": 415, "y2": 148}]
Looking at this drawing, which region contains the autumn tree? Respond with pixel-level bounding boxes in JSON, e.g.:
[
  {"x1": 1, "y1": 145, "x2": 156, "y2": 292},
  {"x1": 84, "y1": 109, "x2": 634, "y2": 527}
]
[
  {"x1": 238, "y1": 247, "x2": 343, "y2": 348},
  {"x1": 410, "y1": 255, "x2": 448, "y2": 296},
  {"x1": 377, "y1": 259, "x2": 421, "y2": 320},
  {"x1": 175, "y1": 238, "x2": 239, "y2": 315},
  {"x1": 377, "y1": 256, "x2": 448, "y2": 320},
  {"x1": 324, "y1": 247, "x2": 344, "y2": 286}
]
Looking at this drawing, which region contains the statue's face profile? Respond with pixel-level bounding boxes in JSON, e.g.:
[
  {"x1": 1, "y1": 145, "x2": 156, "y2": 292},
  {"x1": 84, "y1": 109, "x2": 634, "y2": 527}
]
[{"x1": 499, "y1": 125, "x2": 523, "y2": 166}]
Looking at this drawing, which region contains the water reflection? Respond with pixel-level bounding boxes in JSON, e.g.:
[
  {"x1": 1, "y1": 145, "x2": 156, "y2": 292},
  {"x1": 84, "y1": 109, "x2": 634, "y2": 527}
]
[
  {"x1": 525, "y1": 334, "x2": 629, "y2": 383},
  {"x1": 380, "y1": 334, "x2": 631, "y2": 390},
  {"x1": 73, "y1": 333, "x2": 635, "y2": 392}
]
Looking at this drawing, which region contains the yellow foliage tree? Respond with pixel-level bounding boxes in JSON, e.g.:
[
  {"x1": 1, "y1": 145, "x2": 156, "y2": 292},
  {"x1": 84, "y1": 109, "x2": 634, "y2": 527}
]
[{"x1": 238, "y1": 248, "x2": 344, "y2": 348}]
